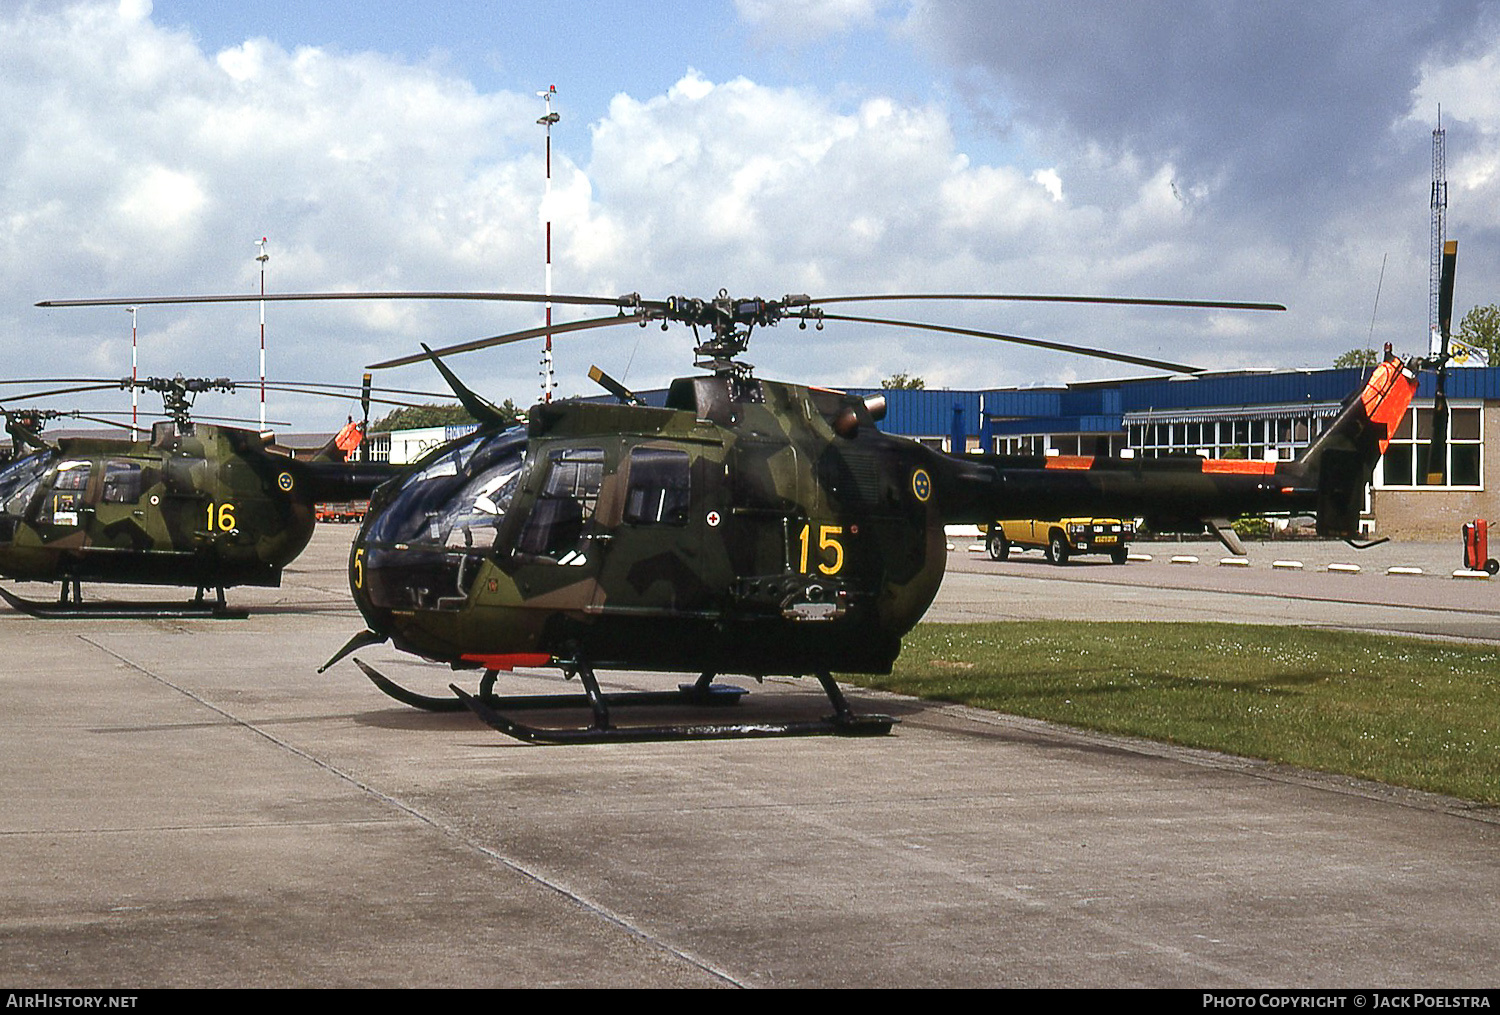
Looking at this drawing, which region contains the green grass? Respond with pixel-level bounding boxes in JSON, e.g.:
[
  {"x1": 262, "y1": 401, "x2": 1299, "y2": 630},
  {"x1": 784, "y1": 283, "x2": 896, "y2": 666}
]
[{"x1": 846, "y1": 622, "x2": 1500, "y2": 804}]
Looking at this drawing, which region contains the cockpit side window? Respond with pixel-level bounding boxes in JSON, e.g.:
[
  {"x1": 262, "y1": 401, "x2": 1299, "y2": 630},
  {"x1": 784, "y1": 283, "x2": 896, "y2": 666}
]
[
  {"x1": 517, "y1": 448, "x2": 604, "y2": 559},
  {"x1": 623, "y1": 448, "x2": 691, "y2": 525},
  {"x1": 44, "y1": 460, "x2": 92, "y2": 525}
]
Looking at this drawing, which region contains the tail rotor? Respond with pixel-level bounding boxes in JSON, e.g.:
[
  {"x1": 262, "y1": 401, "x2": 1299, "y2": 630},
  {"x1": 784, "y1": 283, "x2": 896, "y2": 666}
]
[{"x1": 1425, "y1": 240, "x2": 1458, "y2": 485}]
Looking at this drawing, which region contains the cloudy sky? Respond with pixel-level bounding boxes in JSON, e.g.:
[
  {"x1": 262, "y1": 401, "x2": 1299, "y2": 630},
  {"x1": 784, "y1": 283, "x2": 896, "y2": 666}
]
[{"x1": 3, "y1": 0, "x2": 1498, "y2": 429}]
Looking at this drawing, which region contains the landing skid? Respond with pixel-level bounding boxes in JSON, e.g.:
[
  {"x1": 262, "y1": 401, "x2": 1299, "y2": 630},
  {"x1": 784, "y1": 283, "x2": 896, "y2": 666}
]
[
  {"x1": 0, "y1": 583, "x2": 248, "y2": 620},
  {"x1": 352, "y1": 657, "x2": 895, "y2": 744}
]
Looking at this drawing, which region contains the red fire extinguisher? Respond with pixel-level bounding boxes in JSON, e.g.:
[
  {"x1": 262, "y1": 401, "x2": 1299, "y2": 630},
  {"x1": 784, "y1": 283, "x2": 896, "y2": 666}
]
[{"x1": 1462, "y1": 520, "x2": 1499, "y2": 574}]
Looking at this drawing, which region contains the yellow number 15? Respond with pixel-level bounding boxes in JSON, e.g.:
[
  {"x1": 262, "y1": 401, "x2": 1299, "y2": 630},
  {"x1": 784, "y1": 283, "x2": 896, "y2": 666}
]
[{"x1": 797, "y1": 523, "x2": 844, "y2": 576}]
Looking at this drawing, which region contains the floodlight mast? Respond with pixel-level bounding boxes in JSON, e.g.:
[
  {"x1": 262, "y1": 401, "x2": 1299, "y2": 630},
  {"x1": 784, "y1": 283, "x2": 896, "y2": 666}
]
[
  {"x1": 256, "y1": 237, "x2": 269, "y2": 430},
  {"x1": 126, "y1": 305, "x2": 138, "y2": 440},
  {"x1": 537, "y1": 85, "x2": 559, "y2": 403}
]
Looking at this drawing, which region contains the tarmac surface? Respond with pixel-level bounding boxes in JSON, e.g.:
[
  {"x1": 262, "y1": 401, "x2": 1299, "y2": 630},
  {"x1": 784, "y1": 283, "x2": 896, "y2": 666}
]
[{"x1": 3, "y1": 525, "x2": 1498, "y2": 988}]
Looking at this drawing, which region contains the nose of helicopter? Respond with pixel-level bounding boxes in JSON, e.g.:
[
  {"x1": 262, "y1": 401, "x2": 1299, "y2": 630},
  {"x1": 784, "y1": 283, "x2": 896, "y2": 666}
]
[{"x1": 346, "y1": 425, "x2": 526, "y2": 624}]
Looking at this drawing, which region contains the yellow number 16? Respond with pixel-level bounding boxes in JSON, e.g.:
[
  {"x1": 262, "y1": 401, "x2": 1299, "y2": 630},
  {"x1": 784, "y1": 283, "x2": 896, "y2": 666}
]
[{"x1": 206, "y1": 501, "x2": 236, "y2": 532}]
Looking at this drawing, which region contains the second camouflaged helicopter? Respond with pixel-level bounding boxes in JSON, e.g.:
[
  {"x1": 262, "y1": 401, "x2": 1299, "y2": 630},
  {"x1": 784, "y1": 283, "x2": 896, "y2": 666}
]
[{"x1": 0, "y1": 374, "x2": 396, "y2": 616}]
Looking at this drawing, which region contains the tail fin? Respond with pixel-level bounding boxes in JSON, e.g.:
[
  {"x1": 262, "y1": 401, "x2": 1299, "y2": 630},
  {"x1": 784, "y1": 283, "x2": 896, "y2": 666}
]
[
  {"x1": 310, "y1": 418, "x2": 365, "y2": 463},
  {"x1": 1296, "y1": 357, "x2": 1417, "y2": 538}
]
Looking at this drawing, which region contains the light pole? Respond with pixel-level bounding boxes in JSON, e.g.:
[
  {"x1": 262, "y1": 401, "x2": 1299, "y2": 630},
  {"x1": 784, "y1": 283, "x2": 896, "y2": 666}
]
[
  {"x1": 126, "y1": 306, "x2": 138, "y2": 440},
  {"x1": 256, "y1": 237, "x2": 269, "y2": 431},
  {"x1": 537, "y1": 86, "x2": 559, "y2": 403}
]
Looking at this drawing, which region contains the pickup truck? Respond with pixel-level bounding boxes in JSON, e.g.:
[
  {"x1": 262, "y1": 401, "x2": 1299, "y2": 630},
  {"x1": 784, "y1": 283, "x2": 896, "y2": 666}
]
[
  {"x1": 986, "y1": 518, "x2": 1134, "y2": 565},
  {"x1": 315, "y1": 500, "x2": 369, "y2": 524}
]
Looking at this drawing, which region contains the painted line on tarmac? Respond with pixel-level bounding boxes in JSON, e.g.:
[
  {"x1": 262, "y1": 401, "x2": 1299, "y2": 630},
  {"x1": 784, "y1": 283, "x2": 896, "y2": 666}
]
[{"x1": 76, "y1": 633, "x2": 749, "y2": 989}]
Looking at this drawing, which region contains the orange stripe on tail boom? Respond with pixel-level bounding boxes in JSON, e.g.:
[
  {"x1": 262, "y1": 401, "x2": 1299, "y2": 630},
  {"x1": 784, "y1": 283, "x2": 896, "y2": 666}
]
[{"x1": 1201, "y1": 459, "x2": 1277, "y2": 475}]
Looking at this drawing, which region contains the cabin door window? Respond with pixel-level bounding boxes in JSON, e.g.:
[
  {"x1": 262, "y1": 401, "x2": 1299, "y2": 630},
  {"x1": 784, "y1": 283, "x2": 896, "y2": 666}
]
[
  {"x1": 623, "y1": 448, "x2": 691, "y2": 526},
  {"x1": 100, "y1": 461, "x2": 144, "y2": 505},
  {"x1": 517, "y1": 448, "x2": 605, "y2": 561}
]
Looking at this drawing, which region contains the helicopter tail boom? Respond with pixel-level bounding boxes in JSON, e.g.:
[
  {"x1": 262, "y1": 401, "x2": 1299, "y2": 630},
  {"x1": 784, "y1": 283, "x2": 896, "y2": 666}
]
[{"x1": 931, "y1": 356, "x2": 1418, "y2": 540}]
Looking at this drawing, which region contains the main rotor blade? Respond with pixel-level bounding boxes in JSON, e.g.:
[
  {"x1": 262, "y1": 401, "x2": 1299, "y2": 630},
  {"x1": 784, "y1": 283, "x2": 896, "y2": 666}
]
[
  {"x1": 253, "y1": 383, "x2": 456, "y2": 411},
  {"x1": 0, "y1": 382, "x2": 125, "y2": 402},
  {"x1": 37, "y1": 291, "x2": 640, "y2": 309},
  {"x1": 806, "y1": 293, "x2": 1287, "y2": 312},
  {"x1": 235, "y1": 379, "x2": 454, "y2": 400},
  {"x1": 811, "y1": 312, "x2": 1204, "y2": 374},
  {"x1": 69, "y1": 413, "x2": 141, "y2": 432},
  {"x1": 367, "y1": 311, "x2": 653, "y2": 369},
  {"x1": 0, "y1": 377, "x2": 121, "y2": 385}
]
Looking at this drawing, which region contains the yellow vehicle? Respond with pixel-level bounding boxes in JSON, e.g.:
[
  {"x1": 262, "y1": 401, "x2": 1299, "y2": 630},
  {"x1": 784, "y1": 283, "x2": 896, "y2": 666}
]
[{"x1": 986, "y1": 518, "x2": 1134, "y2": 565}]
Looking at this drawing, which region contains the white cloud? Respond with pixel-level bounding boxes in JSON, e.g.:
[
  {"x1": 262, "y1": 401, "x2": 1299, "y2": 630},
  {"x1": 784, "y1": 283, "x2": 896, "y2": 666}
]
[
  {"x1": 1408, "y1": 32, "x2": 1500, "y2": 234},
  {"x1": 9, "y1": 2, "x2": 1499, "y2": 429},
  {"x1": 1030, "y1": 168, "x2": 1063, "y2": 203},
  {"x1": 735, "y1": 0, "x2": 893, "y2": 39},
  {"x1": 115, "y1": 165, "x2": 207, "y2": 232}
]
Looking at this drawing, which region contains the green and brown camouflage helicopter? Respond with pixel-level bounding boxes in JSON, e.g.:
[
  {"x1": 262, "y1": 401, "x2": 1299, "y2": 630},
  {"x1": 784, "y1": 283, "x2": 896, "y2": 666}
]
[
  {"x1": 46, "y1": 263, "x2": 1448, "y2": 742},
  {"x1": 0, "y1": 373, "x2": 400, "y2": 617}
]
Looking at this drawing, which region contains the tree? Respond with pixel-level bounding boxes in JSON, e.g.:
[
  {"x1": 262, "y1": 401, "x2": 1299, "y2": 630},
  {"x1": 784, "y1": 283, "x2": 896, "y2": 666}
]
[
  {"x1": 1333, "y1": 348, "x2": 1379, "y2": 369},
  {"x1": 1455, "y1": 303, "x2": 1500, "y2": 359},
  {"x1": 880, "y1": 372, "x2": 926, "y2": 390},
  {"x1": 370, "y1": 400, "x2": 521, "y2": 432}
]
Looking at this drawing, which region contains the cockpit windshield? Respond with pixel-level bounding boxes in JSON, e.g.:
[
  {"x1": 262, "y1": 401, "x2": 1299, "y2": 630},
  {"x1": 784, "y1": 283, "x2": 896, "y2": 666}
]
[
  {"x1": 0, "y1": 452, "x2": 53, "y2": 518},
  {"x1": 365, "y1": 427, "x2": 527, "y2": 551}
]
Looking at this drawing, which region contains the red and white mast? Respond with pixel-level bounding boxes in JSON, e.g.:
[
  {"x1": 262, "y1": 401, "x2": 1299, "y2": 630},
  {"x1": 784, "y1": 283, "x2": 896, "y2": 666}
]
[
  {"x1": 256, "y1": 236, "x2": 269, "y2": 430},
  {"x1": 536, "y1": 86, "x2": 559, "y2": 403},
  {"x1": 126, "y1": 305, "x2": 138, "y2": 440}
]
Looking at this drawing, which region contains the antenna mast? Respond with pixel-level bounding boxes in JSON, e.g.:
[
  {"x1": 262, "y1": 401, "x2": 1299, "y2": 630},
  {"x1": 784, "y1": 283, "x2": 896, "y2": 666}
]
[
  {"x1": 256, "y1": 237, "x2": 269, "y2": 430},
  {"x1": 537, "y1": 85, "x2": 559, "y2": 403},
  {"x1": 126, "y1": 305, "x2": 138, "y2": 440},
  {"x1": 1430, "y1": 108, "x2": 1447, "y2": 352}
]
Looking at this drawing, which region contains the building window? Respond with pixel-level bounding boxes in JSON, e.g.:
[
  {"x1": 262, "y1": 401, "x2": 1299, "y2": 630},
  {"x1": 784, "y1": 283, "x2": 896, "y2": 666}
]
[
  {"x1": 1377, "y1": 405, "x2": 1482, "y2": 489},
  {"x1": 1128, "y1": 412, "x2": 1335, "y2": 461}
]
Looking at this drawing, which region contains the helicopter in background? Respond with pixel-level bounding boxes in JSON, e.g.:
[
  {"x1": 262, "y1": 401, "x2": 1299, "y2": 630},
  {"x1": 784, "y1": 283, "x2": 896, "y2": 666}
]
[{"x1": 0, "y1": 373, "x2": 404, "y2": 617}]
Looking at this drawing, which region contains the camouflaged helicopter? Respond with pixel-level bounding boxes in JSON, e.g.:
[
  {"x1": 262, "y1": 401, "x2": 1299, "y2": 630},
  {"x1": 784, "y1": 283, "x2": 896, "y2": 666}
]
[
  {"x1": 0, "y1": 373, "x2": 398, "y2": 617},
  {"x1": 45, "y1": 274, "x2": 1441, "y2": 742},
  {"x1": 324, "y1": 283, "x2": 1438, "y2": 744}
]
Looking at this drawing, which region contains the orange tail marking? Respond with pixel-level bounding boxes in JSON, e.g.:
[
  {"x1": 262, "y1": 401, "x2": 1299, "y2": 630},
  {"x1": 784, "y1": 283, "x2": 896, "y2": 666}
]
[
  {"x1": 1201, "y1": 459, "x2": 1277, "y2": 475},
  {"x1": 334, "y1": 420, "x2": 364, "y2": 456},
  {"x1": 1043, "y1": 455, "x2": 1095, "y2": 470},
  {"x1": 1359, "y1": 359, "x2": 1418, "y2": 454}
]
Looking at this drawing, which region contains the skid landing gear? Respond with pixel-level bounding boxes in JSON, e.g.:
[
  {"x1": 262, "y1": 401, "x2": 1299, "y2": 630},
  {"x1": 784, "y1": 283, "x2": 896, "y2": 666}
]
[
  {"x1": 350, "y1": 656, "x2": 895, "y2": 744},
  {"x1": 0, "y1": 582, "x2": 248, "y2": 619}
]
